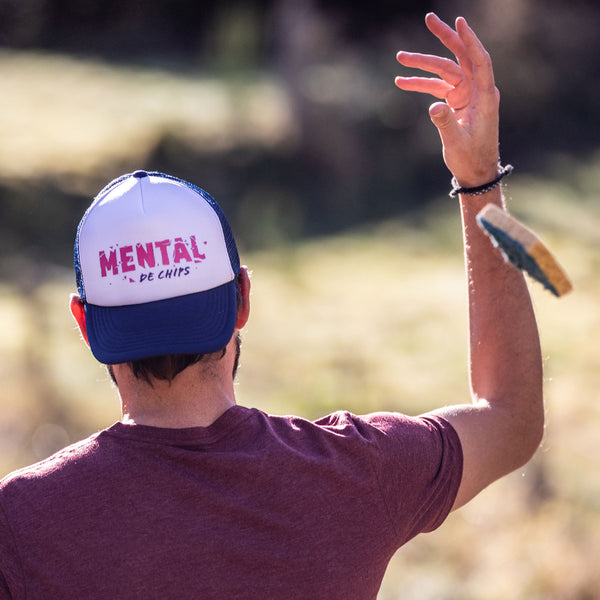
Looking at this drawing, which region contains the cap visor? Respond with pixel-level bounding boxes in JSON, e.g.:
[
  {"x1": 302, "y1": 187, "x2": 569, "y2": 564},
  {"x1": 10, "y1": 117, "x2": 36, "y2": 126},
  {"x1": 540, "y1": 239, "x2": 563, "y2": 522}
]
[{"x1": 84, "y1": 281, "x2": 238, "y2": 364}]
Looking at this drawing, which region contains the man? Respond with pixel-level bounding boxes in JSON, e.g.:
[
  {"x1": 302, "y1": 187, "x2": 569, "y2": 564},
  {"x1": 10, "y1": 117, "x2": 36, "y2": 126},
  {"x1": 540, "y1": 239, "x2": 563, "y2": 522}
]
[{"x1": 0, "y1": 13, "x2": 543, "y2": 599}]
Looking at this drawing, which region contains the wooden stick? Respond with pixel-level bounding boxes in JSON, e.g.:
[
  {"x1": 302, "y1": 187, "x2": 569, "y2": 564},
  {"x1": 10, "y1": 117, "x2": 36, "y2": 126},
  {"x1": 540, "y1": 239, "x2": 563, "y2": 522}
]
[{"x1": 476, "y1": 204, "x2": 573, "y2": 297}]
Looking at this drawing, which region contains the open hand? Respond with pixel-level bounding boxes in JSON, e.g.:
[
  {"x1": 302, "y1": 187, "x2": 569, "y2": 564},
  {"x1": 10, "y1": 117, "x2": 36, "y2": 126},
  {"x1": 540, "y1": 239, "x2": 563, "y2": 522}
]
[{"x1": 395, "y1": 13, "x2": 500, "y2": 188}]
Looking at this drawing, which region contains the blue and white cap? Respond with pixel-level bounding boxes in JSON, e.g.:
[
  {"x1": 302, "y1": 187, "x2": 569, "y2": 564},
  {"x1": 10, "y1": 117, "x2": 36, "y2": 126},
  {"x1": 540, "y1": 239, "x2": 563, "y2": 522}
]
[{"x1": 74, "y1": 170, "x2": 240, "y2": 364}]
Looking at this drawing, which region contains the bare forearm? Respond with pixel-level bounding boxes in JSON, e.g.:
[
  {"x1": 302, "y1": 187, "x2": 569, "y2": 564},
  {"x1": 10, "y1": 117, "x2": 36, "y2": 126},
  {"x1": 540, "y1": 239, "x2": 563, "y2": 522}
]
[
  {"x1": 461, "y1": 189, "x2": 543, "y2": 415},
  {"x1": 430, "y1": 186, "x2": 544, "y2": 509}
]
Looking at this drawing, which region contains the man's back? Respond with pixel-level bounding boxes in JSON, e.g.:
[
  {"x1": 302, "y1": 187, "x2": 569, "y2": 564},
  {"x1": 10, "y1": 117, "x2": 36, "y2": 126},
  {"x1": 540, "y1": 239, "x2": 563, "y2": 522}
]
[{"x1": 0, "y1": 406, "x2": 461, "y2": 599}]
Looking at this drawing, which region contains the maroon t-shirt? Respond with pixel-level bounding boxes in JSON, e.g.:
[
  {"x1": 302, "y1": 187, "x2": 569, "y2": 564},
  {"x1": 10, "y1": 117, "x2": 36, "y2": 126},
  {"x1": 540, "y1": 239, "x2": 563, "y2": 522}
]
[{"x1": 0, "y1": 406, "x2": 462, "y2": 599}]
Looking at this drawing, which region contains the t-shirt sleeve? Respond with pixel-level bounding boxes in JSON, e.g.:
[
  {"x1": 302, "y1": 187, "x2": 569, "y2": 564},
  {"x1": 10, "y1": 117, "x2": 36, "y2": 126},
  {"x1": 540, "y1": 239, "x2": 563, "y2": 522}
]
[{"x1": 362, "y1": 412, "x2": 463, "y2": 545}]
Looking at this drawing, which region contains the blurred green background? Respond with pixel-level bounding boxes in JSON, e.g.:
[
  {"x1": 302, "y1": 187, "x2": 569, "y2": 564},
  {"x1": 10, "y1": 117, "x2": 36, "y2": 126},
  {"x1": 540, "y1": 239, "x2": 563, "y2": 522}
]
[{"x1": 1, "y1": 0, "x2": 599, "y2": 598}]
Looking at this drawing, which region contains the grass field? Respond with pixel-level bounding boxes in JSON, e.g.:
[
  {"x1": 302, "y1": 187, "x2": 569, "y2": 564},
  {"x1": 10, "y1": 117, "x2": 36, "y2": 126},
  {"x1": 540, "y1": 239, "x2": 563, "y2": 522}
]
[
  {"x1": 1, "y1": 179, "x2": 598, "y2": 598},
  {"x1": 1, "y1": 49, "x2": 599, "y2": 599}
]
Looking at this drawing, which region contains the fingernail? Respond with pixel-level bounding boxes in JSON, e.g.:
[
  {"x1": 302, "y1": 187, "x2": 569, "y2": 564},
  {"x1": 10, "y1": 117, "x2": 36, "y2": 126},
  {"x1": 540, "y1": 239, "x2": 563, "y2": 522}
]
[{"x1": 429, "y1": 102, "x2": 447, "y2": 117}]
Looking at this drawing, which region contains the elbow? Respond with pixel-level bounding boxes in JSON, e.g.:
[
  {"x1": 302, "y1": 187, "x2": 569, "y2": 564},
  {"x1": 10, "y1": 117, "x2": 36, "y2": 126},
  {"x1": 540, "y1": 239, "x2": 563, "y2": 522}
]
[
  {"x1": 516, "y1": 420, "x2": 544, "y2": 469},
  {"x1": 510, "y1": 394, "x2": 545, "y2": 471},
  {"x1": 483, "y1": 384, "x2": 545, "y2": 476}
]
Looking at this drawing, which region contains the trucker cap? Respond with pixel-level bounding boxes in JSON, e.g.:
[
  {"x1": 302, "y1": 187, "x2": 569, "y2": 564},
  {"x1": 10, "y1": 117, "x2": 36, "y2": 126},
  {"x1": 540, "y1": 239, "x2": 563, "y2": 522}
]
[{"x1": 74, "y1": 170, "x2": 241, "y2": 364}]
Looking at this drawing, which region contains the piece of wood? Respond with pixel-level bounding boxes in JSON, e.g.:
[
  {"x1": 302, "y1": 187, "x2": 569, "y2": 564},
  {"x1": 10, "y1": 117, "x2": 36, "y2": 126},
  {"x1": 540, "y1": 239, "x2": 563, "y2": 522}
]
[{"x1": 476, "y1": 204, "x2": 573, "y2": 297}]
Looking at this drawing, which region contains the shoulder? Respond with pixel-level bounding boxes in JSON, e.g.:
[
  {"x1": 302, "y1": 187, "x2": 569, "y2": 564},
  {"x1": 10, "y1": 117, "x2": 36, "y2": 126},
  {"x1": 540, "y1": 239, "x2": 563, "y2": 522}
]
[
  {"x1": 0, "y1": 430, "x2": 104, "y2": 497},
  {"x1": 254, "y1": 408, "x2": 459, "y2": 455},
  {"x1": 318, "y1": 410, "x2": 459, "y2": 444}
]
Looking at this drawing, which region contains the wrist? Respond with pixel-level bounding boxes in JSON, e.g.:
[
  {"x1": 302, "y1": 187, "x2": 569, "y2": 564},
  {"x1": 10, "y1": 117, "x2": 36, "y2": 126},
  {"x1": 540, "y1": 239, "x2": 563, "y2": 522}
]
[
  {"x1": 449, "y1": 164, "x2": 513, "y2": 199},
  {"x1": 451, "y1": 158, "x2": 502, "y2": 189}
]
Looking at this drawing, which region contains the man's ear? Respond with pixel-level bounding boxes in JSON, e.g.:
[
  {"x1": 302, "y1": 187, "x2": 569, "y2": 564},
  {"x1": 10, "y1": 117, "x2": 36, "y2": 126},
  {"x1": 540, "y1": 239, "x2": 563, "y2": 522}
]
[
  {"x1": 69, "y1": 294, "x2": 90, "y2": 347},
  {"x1": 235, "y1": 266, "x2": 251, "y2": 330}
]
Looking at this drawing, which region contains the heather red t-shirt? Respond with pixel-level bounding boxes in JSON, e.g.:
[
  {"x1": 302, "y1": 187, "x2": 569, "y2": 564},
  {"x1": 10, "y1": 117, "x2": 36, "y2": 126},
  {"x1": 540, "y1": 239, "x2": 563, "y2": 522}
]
[{"x1": 0, "y1": 406, "x2": 462, "y2": 599}]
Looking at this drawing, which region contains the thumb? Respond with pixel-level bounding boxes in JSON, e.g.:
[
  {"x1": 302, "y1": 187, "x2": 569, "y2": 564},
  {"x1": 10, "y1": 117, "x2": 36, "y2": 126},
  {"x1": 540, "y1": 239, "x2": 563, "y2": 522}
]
[
  {"x1": 428, "y1": 102, "x2": 465, "y2": 178},
  {"x1": 428, "y1": 102, "x2": 456, "y2": 132}
]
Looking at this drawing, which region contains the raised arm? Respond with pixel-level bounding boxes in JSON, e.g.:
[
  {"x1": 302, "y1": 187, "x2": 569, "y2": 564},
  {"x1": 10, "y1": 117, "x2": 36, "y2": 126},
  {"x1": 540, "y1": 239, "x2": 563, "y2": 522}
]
[{"x1": 395, "y1": 14, "x2": 543, "y2": 510}]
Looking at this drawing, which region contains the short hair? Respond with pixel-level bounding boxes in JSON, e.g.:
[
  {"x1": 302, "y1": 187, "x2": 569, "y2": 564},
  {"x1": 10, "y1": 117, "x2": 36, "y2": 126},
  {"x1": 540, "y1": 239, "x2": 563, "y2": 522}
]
[{"x1": 108, "y1": 273, "x2": 243, "y2": 385}]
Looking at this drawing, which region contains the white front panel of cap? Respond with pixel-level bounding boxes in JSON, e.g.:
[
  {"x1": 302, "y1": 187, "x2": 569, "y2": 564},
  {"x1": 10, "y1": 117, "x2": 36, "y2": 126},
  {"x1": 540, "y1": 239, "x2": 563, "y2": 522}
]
[{"x1": 79, "y1": 176, "x2": 234, "y2": 306}]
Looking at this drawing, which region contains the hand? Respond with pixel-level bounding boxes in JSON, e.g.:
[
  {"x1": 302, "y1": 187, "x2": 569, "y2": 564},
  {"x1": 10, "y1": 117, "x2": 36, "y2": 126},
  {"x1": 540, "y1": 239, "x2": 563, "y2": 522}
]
[{"x1": 395, "y1": 13, "x2": 500, "y2": 188}]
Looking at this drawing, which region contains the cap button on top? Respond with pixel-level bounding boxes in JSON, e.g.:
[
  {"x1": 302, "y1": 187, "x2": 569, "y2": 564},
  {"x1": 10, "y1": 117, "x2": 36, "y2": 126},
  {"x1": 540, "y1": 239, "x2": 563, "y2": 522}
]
[{"x1": 132, "y1": 170, "x2": 148, "y2": 178}]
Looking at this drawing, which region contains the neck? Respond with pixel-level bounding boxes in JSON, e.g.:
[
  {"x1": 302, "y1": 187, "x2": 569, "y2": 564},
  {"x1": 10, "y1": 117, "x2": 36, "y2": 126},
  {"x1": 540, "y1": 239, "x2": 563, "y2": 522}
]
[{"x1": 114, "y1": 352, "x2": 237, "y2": 429}]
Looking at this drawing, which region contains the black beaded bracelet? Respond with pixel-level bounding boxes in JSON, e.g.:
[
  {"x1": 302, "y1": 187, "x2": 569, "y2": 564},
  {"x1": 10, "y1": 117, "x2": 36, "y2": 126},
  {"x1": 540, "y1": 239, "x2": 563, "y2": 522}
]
[{"x1": 449, "y1": 164, "x2": 513, "y2": 198}]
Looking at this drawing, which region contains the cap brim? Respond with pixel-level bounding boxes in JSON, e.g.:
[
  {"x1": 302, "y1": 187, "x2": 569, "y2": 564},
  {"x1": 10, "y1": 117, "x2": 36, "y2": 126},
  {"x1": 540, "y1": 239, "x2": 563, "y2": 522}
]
[{"x1": 84, "y1": 281, "x2": 238, "y2": 364}]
